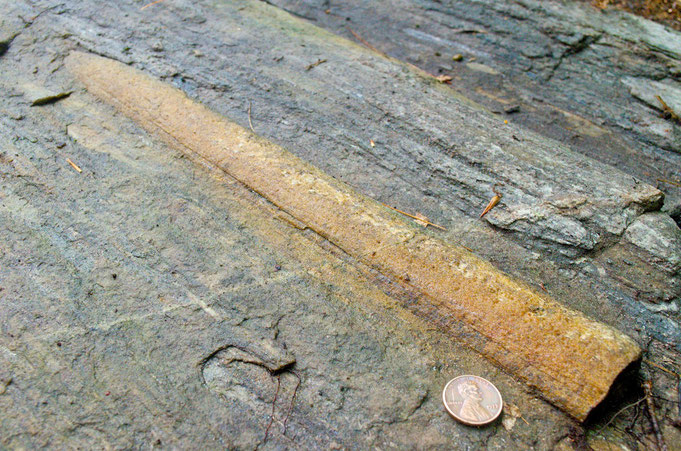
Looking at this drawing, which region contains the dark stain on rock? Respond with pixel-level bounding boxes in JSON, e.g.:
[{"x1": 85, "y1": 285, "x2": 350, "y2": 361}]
[{"x1": 0, "y1": 33, "x2": 18, "y2": 57}]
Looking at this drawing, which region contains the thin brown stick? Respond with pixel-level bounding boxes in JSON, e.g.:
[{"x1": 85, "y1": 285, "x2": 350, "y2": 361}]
[
  {"x1": 347, "y1": 28, "x2": 387, "y2": 57},
  {"x1": 305, "y1": 59, "x2": 327, "y2": 71},
  {"x1": 264, "y1": 375, "x2": 281, "y2": 443},
  {"x1": 643, "y1": 379, "x2": 668, "y2": 451},
  {"x1": 596, "y1": 397, "x2": 646, "y2": 436},
  {"x1": 656, "y1": 95, "x2": 681, "y2": 123},
  {"x1": 283, "y1": 372, "x2": 301, "y2": 436},
  {"x1": 480, "y1": 194, "x2": 501, "y2": 218},
  {"x1": 66, "y1": 158, "x2": 82, "y2": 173},
  {"x1": 140, "y1": 0, "x2": 166, "y2": 10},
  {"x1": 626, "y1": 401, "x2": 641, "y2": 432},
  {"x1": 480, "y1": 184, "x2": 503, "y2": 219},
  {"x1": 657, "y1": 178, "x2": 681, "y2": 188},
  {"x1": 381, "y1": 203, "x2": 446, "y2": 231},
  {"x1": 247, "y1": 101, "x2": 255, "y2": 133},
  {"x1": 449, "y1": 28, "x2": 487, "y2": 34},
  {"x1": 644, "y1": 359, "x2": 681, "y2": 378}
]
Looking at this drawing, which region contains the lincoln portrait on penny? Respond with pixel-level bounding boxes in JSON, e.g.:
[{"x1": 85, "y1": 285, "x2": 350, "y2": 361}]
[{"x1": 457, "y1": 380, "x2": 490, "y2": 422}]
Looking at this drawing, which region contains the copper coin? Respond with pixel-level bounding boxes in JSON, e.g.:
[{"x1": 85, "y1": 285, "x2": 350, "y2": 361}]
[{"x1": 442, "y1": 375, "x2": 503, "y2": 426}]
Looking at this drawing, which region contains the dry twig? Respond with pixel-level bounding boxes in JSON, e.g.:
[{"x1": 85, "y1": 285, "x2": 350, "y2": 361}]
[
  {"x1": 264, "y1": 375, "x2": 281, "y2": 443},
  {"x1": 643, "y1": 359, "x2": 681, "y2": 378},
  {"x1": 305, "y1": 59, "x2": 327, "y2": 71},
  {"x1": 480, "y1": 185, "x2": 503, "y2": 219},
  {"x1": 66, "y1": 158, "x2": 82, "y2": 173},
  {"x1": 382, "y1": 203, "x2": 446, "y2": 231},
  {"x1": 596, "y1": 397, "x2": 646, "y2": 436},
  {"x1": 347, "y1": 28, "x2": 387, "y2": 57},
  {"x1": 283, "y1": 371, "x2": 301, "y2": 436},
  {"x1": 248, "y1": 101, "x2": 255, "y2": 133},
  {"x1": 657, "y1": 178, "x2": 681, "y2": 188},
  {"x1": 656, "y1": 95, "x2": 681, "y2": 124},
  {"x1": 643, "y1": 379, "x2": 668, "y2": 451},
  {"x1": 140, "y1": 0, "x2": 167, "y2": 10}
]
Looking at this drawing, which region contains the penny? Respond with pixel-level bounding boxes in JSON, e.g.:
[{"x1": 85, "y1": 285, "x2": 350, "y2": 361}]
[{"x1": 442, "y1": 375, "x2": 503, "y2": 426}]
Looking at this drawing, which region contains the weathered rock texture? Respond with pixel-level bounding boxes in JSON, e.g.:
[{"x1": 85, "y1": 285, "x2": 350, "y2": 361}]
[
  {"x1": 1, "y1": 0, "x2": 680, "y2": 448},
  {"x1": 66, "y1": 50, "x2": 641, "y2": 421},
  {"x1": 271, "y1": 0, "x2": 681, "y2": 330}
]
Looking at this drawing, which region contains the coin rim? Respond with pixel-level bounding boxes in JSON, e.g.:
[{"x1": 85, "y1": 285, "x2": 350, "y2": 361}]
[{"x1": 442, "y1": 375, "x2": 503, "y2": 426}]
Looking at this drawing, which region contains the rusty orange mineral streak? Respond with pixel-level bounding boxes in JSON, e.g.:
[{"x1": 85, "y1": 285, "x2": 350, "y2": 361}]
[{"x1": 140, "y1": 0, "x2": 167, "y2": 11}]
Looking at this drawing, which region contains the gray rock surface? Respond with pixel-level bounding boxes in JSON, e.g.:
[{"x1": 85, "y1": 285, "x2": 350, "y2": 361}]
[
  {"x1": 624, "y1": 212, "x2": 681, "y2": 273},
  {"x1": 271, "y1": 0, "x2": 681, "y2": 158},
  {"x1": 269, "y1": 0, "x2": 681, "y2": 349},
  {"x1": 623, "y1": 76, "x2": 681, "y2": 118},
  {"x1": 1, "y1": 0, "x2": 680, "y2": 448},
  {"x1": 0, "y1": 88, "x2": 570, "y2": 448}
]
